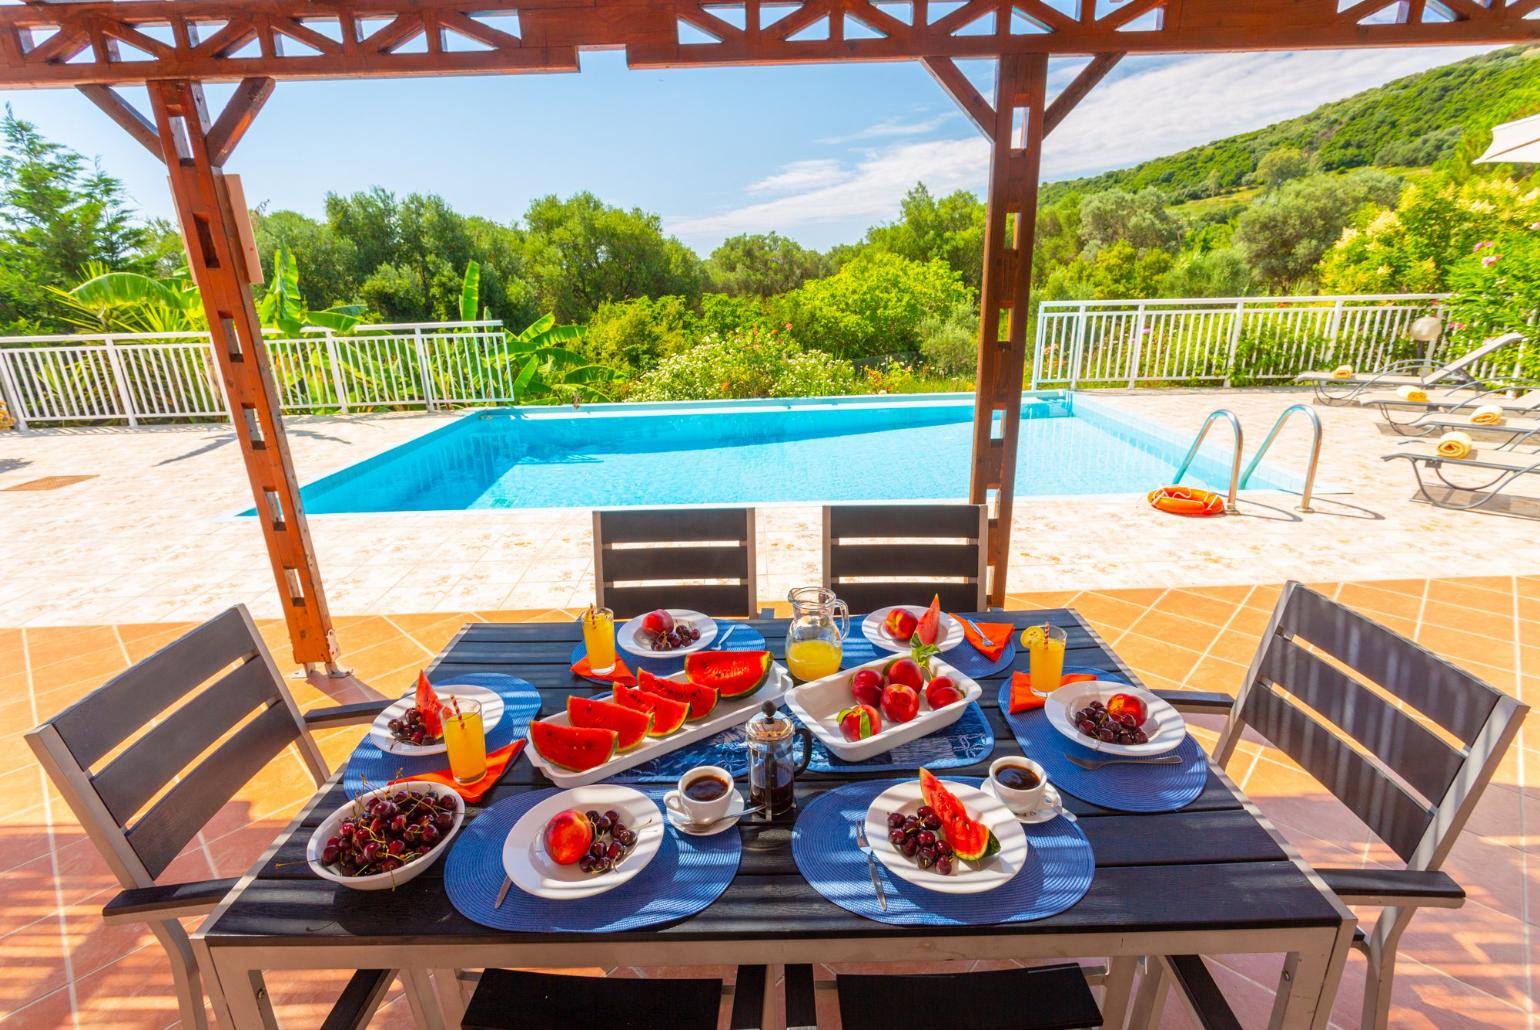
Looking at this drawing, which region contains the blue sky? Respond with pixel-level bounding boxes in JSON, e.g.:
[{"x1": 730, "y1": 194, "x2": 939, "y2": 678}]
[{"x1": 0, "y1": 45, "x2": 1490, "y2": 255}]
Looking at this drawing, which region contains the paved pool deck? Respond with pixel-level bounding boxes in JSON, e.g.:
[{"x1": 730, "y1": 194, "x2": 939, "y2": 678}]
[{"x1": 2, "y1": 387, "x2": 1537, "y2": 628}]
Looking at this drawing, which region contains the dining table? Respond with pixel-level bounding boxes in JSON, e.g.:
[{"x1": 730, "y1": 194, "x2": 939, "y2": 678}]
[{"x1": 189, "y1": 607, "x2": 1357, "y2": 1030}]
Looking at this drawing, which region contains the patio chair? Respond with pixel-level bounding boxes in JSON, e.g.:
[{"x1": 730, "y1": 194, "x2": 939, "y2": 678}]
[
  {"x1": 593, "y1": 507, "x2": 759, "y2": 617},
  {"x1": 1412, "y1": 412, "x2": 1540, "y2": 446},
  {"x1": 1298, "y1": 331, "x2": 1522, "y2": 404},
  {"x1": 1356, "y1": 379, "x2": 1540, "y2": 436},
  {"x1": 1136, "y1": 582, "x2": 1527, "y2": 1030},
  {"x1": 462, "y1": 965, "x2": 769, "y2": 1029},
  {"x1": 25, "y1": 605, "x2": 398, "y2": 1030},
  {"x1": 822, "y1": 503, "x2": 988, "y2": 613},
  {"x1": 1383, "y1": 440, "x2": 1540, "y2": 513}
]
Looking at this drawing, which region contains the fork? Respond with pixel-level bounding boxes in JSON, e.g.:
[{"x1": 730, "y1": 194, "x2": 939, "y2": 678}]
[
  {"x1": 1067, "y1": 753, "x2": 1182, "y2": 771},
  {"x1": 854, "y1": 825, "x2": 887, "y2": 911}
]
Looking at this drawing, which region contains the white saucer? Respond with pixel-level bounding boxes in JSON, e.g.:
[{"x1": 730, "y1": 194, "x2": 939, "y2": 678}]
[
  {"x1": 666, "y1": 788, "x2": 747, "y2": 836},
  {"x1": 984, "y1": 779, "x2": 1066, "y2": 825}
]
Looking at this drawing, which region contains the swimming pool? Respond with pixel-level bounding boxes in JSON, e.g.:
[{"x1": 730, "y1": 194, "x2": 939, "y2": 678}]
[{"x1": 278, "y1": 393, "x2": 1302, "y2": 514}]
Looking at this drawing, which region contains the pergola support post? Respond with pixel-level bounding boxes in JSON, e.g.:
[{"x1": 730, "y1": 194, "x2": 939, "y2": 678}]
[
  {"x1": 971, "y1": 53, "x2": 1048, "y2": 607},
  {"x1": 147, "y1": 78, "x2": 340, "y2": 667}
]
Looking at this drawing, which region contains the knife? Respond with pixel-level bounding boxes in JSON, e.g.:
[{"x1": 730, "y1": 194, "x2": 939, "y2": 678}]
[{"x1": 854, "y1": 824, "x2": 887, "y2": 911}]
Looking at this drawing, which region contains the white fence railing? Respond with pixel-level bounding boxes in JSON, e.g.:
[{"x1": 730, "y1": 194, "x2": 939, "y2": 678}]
[
  {"x1": 1031, "y1": 294, "x2": 1453, "y2": 388},
  {"x1": 0, "y1": 321, "x2": 515, "y2": 429}
]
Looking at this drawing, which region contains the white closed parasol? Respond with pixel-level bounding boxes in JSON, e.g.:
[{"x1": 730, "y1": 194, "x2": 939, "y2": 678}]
[{"x1": 1475, "y1": 113, "x2": 1540, "y2": 165}]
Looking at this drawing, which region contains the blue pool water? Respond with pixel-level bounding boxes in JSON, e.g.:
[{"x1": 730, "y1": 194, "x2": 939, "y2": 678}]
[{"x1": 282, "y1": 393, "x2": 1298, "y2": 514}]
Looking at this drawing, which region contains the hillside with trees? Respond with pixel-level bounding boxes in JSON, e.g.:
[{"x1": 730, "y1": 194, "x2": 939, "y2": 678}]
[{"x1": 1, "y1": 45, "x2": 1537, "y2": 399}]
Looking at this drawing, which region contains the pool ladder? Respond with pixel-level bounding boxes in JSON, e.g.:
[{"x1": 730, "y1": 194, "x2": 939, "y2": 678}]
[{"x1": 1172, "y1": 404, "x2": 1322, "y2": 514}]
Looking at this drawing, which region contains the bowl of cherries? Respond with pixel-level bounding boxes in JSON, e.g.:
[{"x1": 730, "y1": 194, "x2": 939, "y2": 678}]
[{"x1": 307, "y1": 781, "x2": 465, "y2": 890}]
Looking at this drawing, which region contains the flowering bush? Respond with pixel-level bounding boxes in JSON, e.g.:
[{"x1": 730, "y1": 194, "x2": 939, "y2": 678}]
[
  {"x1": 628, "y1": 325, "x2": 856, "y2": 401},
  {"x1": 1440, "y1": 229, "x2": 1540, "y2": 380}
]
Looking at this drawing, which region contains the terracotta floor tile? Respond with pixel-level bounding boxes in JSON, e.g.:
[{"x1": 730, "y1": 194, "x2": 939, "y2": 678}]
[
  {"x1": 1073, "y1": 591, "x2": 1160, "y2": 634},
  {"x1": 1337, "y1": 581, "x2": 1426, "y2": 621},
  {"x1": 1125, "y1": 608, "x2": 1224, "y2": 653},
  {"x1": 1155, "y1": 588, "x2": 1241, "y2": 628},
  {"x1": 1426, "y1": 580, "x2": 1520, "y2": 618},
  {"x1": 1103, "y1": 632, "x2": 1205, "y2": 684},
  {"x1": 20, "y1": 626, "x2": 121, "y2": 673}
]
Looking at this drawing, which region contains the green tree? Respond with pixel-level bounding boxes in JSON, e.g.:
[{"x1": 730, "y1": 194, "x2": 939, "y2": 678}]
[
  {"x1": 774, "y1": 252, "x2": 974, "y2": 360},
  {"x1": 707, "y1": 232, "x2": 829, "y2": 296},
  {"x1": 520, "y1": 192, "x2": 704, "y2": 322},
  {"x1": 1251, "y1": 147, "x2": 1311, "y2": 190},
  {"x1": 1233, "y1": 169, "x2": 1403, "y2": 288},
  {"x1": 859, "y1": 184, "x2": 987, "y2": 291},
  {"x1": 581, "y1": 294, "x2": 702, "y2": 372},
  {"x1": 1078, "y1": 189, "x2": 1182, "y2": 257},
  {"x1": 251, "y1": 209, "x2": 359, "y2": 311},
  {"x1": 0, "y1": 109, "x2": 145, "y2": 331},
  {"x1": 630, "y1": 325, "x2": 853, "y2": 401}
]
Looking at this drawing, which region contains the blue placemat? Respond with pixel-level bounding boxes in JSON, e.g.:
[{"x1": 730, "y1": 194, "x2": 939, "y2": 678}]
[
  {"x1": 610, "y1": 702, "x2": 994, "y2": 782},
  {"x1": 792, "y1": 778, "x2": 1094, "y2": 926},
  {"x1": 854, "y1": 623, "x2": 1017, "y2": 680},
  {"x1": 443, "y1": 786, "x2": 740, "y2": 932},
  {"x1": 343, "y1": 674, "x2": 541, "y2": 796},
  {"x1": 571, "y1": 620, "x2": 767, "y2": 681},
  {"x1": 996, "y1": 680, "x2": 1208, "y2": 814}
]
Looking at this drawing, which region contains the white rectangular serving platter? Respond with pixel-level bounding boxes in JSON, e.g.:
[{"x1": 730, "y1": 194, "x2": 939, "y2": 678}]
[
  {"x1": 785, "y1": 654, "x2": 982, "y2": 761},
  {"x1": 526, "y1": 663, "x2": 792, "y2": 787}
]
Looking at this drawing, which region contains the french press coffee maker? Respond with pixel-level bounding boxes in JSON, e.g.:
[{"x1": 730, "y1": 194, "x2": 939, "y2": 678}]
[{"x1": 745, "y1": 701, "x2": 812, "y2": 816}]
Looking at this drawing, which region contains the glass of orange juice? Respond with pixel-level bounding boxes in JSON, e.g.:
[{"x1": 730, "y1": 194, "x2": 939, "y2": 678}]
[
  {"x1": 1023, "y1": 623, "x2": 1068, "y2": 698},
  {"x1": 442, "y1": 698, "x2": 486, "y2": 785},
  {"x1": 583, "y1": 606, "x2": 617, "y2": 675}
]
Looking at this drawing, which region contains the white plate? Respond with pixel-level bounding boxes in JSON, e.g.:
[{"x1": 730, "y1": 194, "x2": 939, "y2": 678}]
[
  {"x1": 984, "y1": 779, "x2": 1065, "y2": 825},
  {"x1": 525, "y1": 663, "x2": 792, "y2": 787},
  {"x1": 863, "y1": 779, "x2": 1028, "y2": 894},
  {"x1": 369, "y1": 682, "x2": 506, "y2": 757},
  {"x1": 501, "y1": 784, "x2": 664, "y2": 901},
  {"x1": 1044, "y1": 681, "x2": 1185, "y2": 757},
  {"x1": 307, "y1": 781, "x2": 465, "y2": 891},
  {"x1": 785, "y1": 654, "x2": 981, "y2": 762},
  {"x1": 617, "y1": 609, "x2": 718, "y2": 658},
  {"x1": 862, "y1": 606, "x2": 965, "y2": 653},
  {"x1": 666, "y1": 788, "x2": 748, "y2": 836}
]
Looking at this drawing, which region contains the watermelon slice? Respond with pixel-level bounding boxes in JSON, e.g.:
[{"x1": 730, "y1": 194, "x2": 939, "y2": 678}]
[
  {"x1": 919, "y1": 768, "x2": 1000, "y2": 862},
  {"x1": 529, "y1": 720, "x2": 618, "y2": 771},
  {"x1": 566, "y1": 695, "x2": 652, "y2": 751},
  {"x1": 637, "y1": 669, "x2": 719, "y2": 721},
  {"x1": 914, "y1": 595, "x2": 942, "y2": 647},
  {"x1": 611, "y1": 684, "x2": 690, "y2": 736},
  {"x1": 414, "y1": 670, "x2": 444, "y2": 736},
  {"x1": 684, "y1": 650, "x2": 773, "y2": 700}
]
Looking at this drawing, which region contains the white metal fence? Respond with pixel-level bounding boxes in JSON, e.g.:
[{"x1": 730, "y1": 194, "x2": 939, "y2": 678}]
[
  {"x1": 1030, "y1": 294, "x2": 1458, "y2": 388},
  {"x1": 0, "y1": 320, "x2": 516, "y2": 429}
]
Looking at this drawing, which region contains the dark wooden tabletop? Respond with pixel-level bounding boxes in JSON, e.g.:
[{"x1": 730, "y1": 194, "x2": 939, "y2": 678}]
[{"x1": 202, "y1": 610, "x2": 1343, "y2": 948}]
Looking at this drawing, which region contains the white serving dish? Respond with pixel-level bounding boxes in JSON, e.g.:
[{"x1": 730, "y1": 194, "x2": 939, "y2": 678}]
[
  {"x1": 785, "y1": 653, "x2": 981, "y2": 762},
  {"x1": 1044, "y1": 681, "x2": 1185, "y2": 757},
  {"x1": 525, "y1": 662, "x2": 792, "y2": 787},
  {"x1": 501, "y1": 784, "x2": 664, "y2": 901},
  {"x1": 617, "y1": 608, "x2": 717, "y2": 658},
  {"x1": 861, "y1": 605, "x2": 965, "y2": 653},
  {"x1": 369, "y1": 682, "x2": 505, "y2": 757},
  {"x1": 306, "y1": 781, "x2": 466, "y2": 891},
  {"x1": 863, "y1": 778, "x2": 1027, "y2": 894}
]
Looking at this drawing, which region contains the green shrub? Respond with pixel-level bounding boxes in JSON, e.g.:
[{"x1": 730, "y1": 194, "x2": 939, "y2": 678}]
[
  {"x1": 918, "y1": 311, "x2": 978, "y2": 376},
  {"x1": 1442, "y1": 230, "x2": 1540, "y2": 380},
  {"x1": 629, "y1": 326, "x2": 855, "y2": 401},
  {"x1": 774, "y1": 252, "x2": 974, "y2": 360}
]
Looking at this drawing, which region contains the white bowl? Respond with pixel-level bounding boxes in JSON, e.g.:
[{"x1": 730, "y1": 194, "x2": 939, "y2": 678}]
[
  {"x1": 785, "y1": 654, "x2": 982, "y2": 761},
  {"x1": 306, "y1": 781, "x2": 466, "y2": 891}
]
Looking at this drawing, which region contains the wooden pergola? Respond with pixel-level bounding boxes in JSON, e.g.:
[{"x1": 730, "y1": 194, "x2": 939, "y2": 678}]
[{"x1": 6, "y1": 0, "x2": 1534, "y2": 666}]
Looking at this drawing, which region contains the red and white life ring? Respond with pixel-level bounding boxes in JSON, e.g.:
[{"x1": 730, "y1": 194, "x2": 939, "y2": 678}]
[{"x1": 1148, "y1": 486, "x2": 1226, "y2": 517}]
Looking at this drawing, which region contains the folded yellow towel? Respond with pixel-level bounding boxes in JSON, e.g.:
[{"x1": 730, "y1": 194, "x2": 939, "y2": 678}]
[
  {"x1": 1437, "y1": 431, "x2": 1473, "y2": 460},
  {"x1": 1396, "y1": 385, "x2": 1429, "y2": 403},
  {"x1": 1330, "y1": 365, "x2": 1354, "y2": 380},
  {"x1": 1471, "y1": 404, "x2": 1504, "y2": 426}
]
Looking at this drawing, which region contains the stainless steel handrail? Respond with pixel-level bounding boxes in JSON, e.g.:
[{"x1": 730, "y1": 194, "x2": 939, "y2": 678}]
[
  {"x1": 1172, "y1": 409, "x2": 1244, "y2": 513},
  {"x1": 1240, "y1": 403, "x2": 1323, "y2": 513}
]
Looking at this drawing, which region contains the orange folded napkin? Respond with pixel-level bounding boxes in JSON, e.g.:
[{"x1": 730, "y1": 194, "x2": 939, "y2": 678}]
[
  {"x1": 572, "y1": 655, "x2": 637, "y2": 686},
  {"x1": 392, "y1": 740, "x2": 524, "y2": 804},
  {"x1": 1008, "y1": 671, "x2": 1098, "y2": 714},
  {"x1": 957, "y1": 618, "x2": 1015, "y2": 662}
]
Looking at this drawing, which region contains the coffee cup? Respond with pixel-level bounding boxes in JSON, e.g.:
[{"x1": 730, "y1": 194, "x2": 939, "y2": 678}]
[
  {"x1": 989, "y1": 756, "x2": 1048, "y2": 814},
  {"x1": 664, "y1": 766, "x2": 735, "y2": 826}
]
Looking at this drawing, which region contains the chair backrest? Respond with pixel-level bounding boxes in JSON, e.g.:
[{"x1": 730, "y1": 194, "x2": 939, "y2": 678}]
[
  {"x1": 1434, "y1": 331, "x2": 1523, "y2": 380},
  {"x1": 822, "y1": 504, "x2": 987, "y2": 614},
  {"x1": 25, "y1": 606, "x2": 326, "y2": 888},
  {"x1": 592, "y1": 508, "x2": 758, "y2": 618},
  {"x1": 1217, "y1": 582, "x2": 1526, "y2": 872}
]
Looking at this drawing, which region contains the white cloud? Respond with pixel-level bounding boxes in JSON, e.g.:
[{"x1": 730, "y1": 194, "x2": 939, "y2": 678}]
[
  {"x1": 817, "y1": 112, "x2": 956, "y2": 144},
  {"x1": 668, "y1": 46, "x2": 1492, "y2": 249}
]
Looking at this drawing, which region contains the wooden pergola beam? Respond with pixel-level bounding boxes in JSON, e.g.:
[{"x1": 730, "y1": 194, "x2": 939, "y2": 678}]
[
  {"x1": 0, "y1": 0, "x2": 1534, "y2": 87},
  {"x1": 1044, "y1": 52, "x2": 1122, "y2": 136},
  {"x1": 206, "y1": 77, "x2": 274, "y2": 167},
  {"x1": 77, "y1": 85, "x2": 161, "y2": 158}
]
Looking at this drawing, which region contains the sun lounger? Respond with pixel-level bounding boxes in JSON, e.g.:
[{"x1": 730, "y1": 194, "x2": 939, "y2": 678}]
[
  {"x1": 1361, "y1": 383, "x2": 1540, "y2": 436},
  {"x1": 1384, "y1": 443, "x2": 1540, "y2": 512},
  {"x1": 1299, "y1": 331, "x2": 1523, "y2": 403},
  {"x1": 1414, "y1": 414, "x2": 1540, "y2": 447}
]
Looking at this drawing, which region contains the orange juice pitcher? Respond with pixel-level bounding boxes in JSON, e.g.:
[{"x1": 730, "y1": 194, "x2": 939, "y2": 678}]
[{"x1": 785, "y1": 586, "x2": 848, "y2": 682}]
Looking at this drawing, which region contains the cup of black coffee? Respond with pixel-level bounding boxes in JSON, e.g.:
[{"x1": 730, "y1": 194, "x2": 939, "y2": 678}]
[
  {"x1": 989, "y1": 756, "x2": 1047, "y2": 814},
  {"x1": 665, "y1": 766, "x2": 735, "y2": 825}
]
